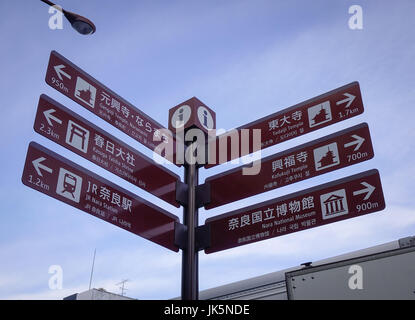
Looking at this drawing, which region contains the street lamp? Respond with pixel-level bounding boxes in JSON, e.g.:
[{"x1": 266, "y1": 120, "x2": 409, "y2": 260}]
[{"x1": 40, "y1": 0, "x2": 96, "y2": 35}]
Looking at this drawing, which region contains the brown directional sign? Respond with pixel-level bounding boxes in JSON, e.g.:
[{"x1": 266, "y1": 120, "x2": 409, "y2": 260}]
[
  {"x1": 34, "y1": 94, "x2": 180, "y2": 207},
  {"x1": 22, "y1": 142, "x2": 179, "y2": 252},
  {"x1": 45, "y1": 50, "x2": 179, "y2": 164},
  {"x1": 206, "y1": 82, "x2": 364, "y2": 168},
  {"x1": 205, "y1": 169, "x2": 385, "y2": 254},
  {"x1": 206, "y1": 123, "x2": 374, "y2": 209}
]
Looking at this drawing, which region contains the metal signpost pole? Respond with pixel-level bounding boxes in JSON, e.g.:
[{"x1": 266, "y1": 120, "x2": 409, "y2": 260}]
[
  {"x1": 182, "y1": 161, "x2": 199, "y2": 300},
  {"x1": 171, "y1": 98, "x2": 215, "y2": 300}
]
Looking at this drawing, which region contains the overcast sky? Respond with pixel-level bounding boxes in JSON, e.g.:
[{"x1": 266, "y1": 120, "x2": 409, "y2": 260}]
[{"x1": 1, "y1": 0, "x2": 414, "y2": 299}]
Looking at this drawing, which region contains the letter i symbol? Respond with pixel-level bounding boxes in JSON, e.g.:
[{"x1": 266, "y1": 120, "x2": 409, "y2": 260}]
[
  {"x1": 203, "y1": 110, "x2": 208, "y2": 126},
  {"x1": 178, "y1": 108, "x2": 184, "y2": 122}
]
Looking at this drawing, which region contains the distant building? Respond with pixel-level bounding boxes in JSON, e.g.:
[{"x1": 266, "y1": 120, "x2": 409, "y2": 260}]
[
  {"x1": 188, "y1": 235, "x2": 415, "y2": 300},
  {"x1": 63, "y1": 288, "x2": 135, "y2": 300}
]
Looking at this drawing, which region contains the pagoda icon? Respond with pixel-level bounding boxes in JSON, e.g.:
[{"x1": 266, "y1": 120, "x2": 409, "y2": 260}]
[
  {"x1": 77, "y1": 87, "x2": 94, "y2": 106},
  {"x1": 75, "y1": 76, "x2": 97, "y2": 108},
  {"x1": 312, "y1": 106, "x2": 330, "y2": 125},
  {"x1": 307, "y1": 101, "x2": 332, "y2": 128},
  {"x1": 317, "y1": 146, "x2": 338, "y2": 170}
]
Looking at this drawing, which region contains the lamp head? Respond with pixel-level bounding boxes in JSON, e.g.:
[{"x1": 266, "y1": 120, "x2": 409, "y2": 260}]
[{"x1": 63, "y1": 10, "x2": 96, "y2": 35}]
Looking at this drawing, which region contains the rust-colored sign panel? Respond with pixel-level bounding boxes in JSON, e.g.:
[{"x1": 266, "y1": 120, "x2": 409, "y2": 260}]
[
  {"x1": 34, "y1": 94, "x2": 179, "y2": 207},
  {"x1": 22, "y1": 142, "x2": 179, "y2": 252},
  {"x1": 205, "y1": 169, "x2": 385, "y2": 254},
  {"x1": 45, "y1": 50, "x2": 180, "y2": 164},
  {"x1": 206, "y1": 123, "x2": 374, "y2": 209},
  {"x1": 206, "y1": 82, "x2": 364, "y2": 168}
]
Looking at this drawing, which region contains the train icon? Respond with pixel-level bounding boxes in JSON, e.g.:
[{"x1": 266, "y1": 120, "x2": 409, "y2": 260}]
[
  {"x1": 56, "y1": 168, "x2": 82, "y2": 203},
  {"x1": 62, "y1": 173, "x2": 77, "y2": 198}
]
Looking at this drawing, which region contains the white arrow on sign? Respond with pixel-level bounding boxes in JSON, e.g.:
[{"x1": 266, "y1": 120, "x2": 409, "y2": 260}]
[
  {"x1": 54, "y1": 64, "x2": 72, "y2": 81},
  {"x1": 32, "y1": 157, "x2": 53, "y2": 177},
  {"x1": 353, "y1": 182, "x2": 375, "y2": 200},
  {"x1": 344, "y1": 134, "x2": 365, "y2": 151},
  {"x1": 43, "y1": 109, "x2": 62, "y2": 127},
  {"x1": 336, "y1": 93, "x2": 355, "y2": 109}
]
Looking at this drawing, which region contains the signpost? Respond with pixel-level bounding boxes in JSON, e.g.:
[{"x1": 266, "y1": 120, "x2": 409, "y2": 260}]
[
  {"x1": 168, "y1": 99, "x2": 216, "y2": 300},
  {"x1": 205, "y1": 123, "x2": 374, "y2": 209},
  {"x1": 45, "y1": 50, "x2": 180, "y2": 163},
  {"x1": 204, "y1": 169, "x2": 385, "y2": 254},
  {"x1": 22, "y1": 142, "x2": 179, "y2": 252},
  {"x1": 21, "y1": 49, "x2": 386, "y2": 300},
  {"x1": 206, "y1": 82, "x2": 364, "y2": 168},
  {"x1": 34, "y1": 94, "x2": 180, "y2": 207}
]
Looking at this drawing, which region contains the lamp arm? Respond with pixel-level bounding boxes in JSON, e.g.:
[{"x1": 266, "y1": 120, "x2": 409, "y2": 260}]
[{"x1": 40, "y1": 0, "x2": 63, "y2": 12}]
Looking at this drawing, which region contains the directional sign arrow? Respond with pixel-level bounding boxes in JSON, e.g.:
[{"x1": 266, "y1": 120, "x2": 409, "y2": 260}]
[
  {"x1": 32, "y1": 157, "x2": 53, "y2": 177},
  {"x1": 54, "y1": 64, "x2": 72, "y2": 81},
  {"x1": 336, "y1": 93, "x2": 356, "y2": 108},
  {"x1": 344, "y1": 134, "x2": 365, "y2": 151},
  {"x1": 353, "y1": 181, "x2": 376, "y2": 200},
  {"x1": 43, "y1": 109, "x2": 62, "y2": 127}
]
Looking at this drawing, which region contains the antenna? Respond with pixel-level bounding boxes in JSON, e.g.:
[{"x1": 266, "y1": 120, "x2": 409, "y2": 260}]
[
  {"x1": 116, "y1": 279, "x2": 130, "y2": 296},
  {"x1": 88, "y1": 248, "x2": 96, "y2": 290}
]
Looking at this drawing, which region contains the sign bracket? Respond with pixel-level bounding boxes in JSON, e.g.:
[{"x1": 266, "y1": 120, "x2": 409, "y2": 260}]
[
  {"x1": 195, "y1": 224, "x2": 211, "y2": 251},
  {"x1": 195, "y1": 182, "x2": 211, "y2": 208},
  {"x1": 176, "y1": 181, "x2": 211, "y2": 208},
  {"x1": 174, "y1": 222, "x2": 188, "y2": 250},
  {"x1": 175, "y1": 181, "x2": 189, "y2": 207},
  {"x1": 174, "y1": 223, "x2": 210, "y2": 251}
]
